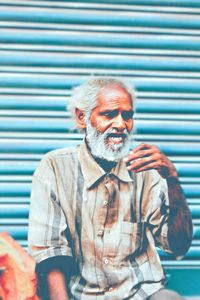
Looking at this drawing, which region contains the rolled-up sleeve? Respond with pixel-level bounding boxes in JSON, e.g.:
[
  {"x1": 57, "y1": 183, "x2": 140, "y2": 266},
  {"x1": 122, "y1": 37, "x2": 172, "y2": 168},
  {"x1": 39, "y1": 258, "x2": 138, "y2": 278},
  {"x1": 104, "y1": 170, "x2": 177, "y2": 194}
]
[{"x1": 28, "y1": 157, "x2": 72, "y2": 263}]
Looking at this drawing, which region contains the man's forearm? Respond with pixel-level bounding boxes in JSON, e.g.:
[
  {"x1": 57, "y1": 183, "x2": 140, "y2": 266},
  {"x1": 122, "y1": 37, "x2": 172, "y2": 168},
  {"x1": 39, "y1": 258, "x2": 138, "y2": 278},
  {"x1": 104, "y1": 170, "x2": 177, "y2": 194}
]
[
  {"x1": 166, "y1": 177, "x2": 193, "y2": 256},
  {"x1": 47, "y1": 270, "x2": 70, "y2": 300},
  {"x1": 36, "y1": 256, "x2": 75, "y2": 300}
]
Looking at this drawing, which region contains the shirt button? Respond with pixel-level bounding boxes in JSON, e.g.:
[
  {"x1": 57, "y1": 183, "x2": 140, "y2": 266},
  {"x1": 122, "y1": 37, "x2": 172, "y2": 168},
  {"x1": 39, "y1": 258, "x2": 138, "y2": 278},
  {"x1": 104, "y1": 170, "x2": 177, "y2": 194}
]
[
  {"x1": 97, "y1": 229, "x2": 104, "y2": 237},
  {"x1": 108, "y1": 173, "x2": 114, "y2": 179},
  {"x1": 103, "y1": 200, "x2": 108, "y2": 206},
  {"x1": 104, "y1": 258, "x2": 109, "y2": 265}
]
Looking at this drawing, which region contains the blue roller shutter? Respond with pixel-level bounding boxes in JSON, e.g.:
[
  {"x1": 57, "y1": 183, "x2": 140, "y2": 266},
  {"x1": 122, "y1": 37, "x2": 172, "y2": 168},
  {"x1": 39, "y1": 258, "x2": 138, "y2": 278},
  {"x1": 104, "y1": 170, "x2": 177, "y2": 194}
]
[{"x1": 0, "y1": 0, "x2": 199, "y2": 297}]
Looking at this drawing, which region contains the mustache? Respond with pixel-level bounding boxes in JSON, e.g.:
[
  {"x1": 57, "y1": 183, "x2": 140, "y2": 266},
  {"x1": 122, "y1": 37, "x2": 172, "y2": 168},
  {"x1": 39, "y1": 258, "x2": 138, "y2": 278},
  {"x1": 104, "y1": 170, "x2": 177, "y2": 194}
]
[
  {"x1": 106, "y1": 132, "x2": 127, "y2": 139},
  {"x1": 86, "y1": 122, "x2": 131, "y2": 162},
  {"x1": 98, "y1": 128, "x2": 129, "y2": 140}
]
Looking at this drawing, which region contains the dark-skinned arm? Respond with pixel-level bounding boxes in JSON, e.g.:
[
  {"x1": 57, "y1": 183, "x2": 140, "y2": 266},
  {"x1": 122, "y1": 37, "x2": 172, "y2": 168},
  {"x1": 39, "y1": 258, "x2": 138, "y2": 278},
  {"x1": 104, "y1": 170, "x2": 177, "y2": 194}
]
[
  {"x1": 166, "y1": 175, "x2": 192, "y2": 256},
  {"x1": 36, "y1": 256, "x2": 75, "y2": 300},
  {"x1": 47, "y1": 269, "x2": 69, "y2": 300},
  {"x1": 124, "y1": 143, "x2": 193, "y2": 257}
]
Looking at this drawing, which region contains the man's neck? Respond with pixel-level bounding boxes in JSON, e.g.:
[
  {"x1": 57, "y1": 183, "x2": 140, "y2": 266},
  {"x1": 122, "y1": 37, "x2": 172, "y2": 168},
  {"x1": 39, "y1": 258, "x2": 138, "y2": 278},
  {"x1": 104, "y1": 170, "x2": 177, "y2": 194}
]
[
  {"x1": 85, "y1": 138, "x2": 117, "y2": 173},
  {"x1": 93, "y1": 156, "x2": 117, "y2": 173}
]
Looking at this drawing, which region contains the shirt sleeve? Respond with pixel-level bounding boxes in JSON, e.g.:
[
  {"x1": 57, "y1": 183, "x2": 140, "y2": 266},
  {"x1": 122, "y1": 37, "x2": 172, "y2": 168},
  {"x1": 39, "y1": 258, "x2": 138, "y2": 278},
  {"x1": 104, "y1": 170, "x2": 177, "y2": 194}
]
[
  {"x1": 142, "y1": 170, "x2": 172, "y2": 254},
  {"x1": 28, "y1": 156, "x2": 73, "y2": 263}
]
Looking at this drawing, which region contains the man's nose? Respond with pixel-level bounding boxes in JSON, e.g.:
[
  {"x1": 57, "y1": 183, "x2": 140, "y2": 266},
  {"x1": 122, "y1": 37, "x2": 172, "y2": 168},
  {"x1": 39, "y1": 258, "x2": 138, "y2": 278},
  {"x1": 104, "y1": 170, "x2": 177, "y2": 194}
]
[{"x1": 113, "y1": 114, "x2": 126, "y2": 130}]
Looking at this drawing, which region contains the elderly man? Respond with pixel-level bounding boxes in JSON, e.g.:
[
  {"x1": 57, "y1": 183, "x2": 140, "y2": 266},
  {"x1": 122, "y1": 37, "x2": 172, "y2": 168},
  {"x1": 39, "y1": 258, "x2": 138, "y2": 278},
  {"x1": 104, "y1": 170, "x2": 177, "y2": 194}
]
[{"x1": 28, "y1": 78, "x2": 192, "y2": 300}]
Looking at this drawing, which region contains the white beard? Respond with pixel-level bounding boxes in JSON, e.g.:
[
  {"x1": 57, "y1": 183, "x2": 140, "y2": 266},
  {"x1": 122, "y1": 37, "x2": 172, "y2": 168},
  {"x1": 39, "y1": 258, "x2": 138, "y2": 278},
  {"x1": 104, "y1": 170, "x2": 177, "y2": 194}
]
[{"x1": 86, "y1": 122, "x2": 131, "y2": 162}]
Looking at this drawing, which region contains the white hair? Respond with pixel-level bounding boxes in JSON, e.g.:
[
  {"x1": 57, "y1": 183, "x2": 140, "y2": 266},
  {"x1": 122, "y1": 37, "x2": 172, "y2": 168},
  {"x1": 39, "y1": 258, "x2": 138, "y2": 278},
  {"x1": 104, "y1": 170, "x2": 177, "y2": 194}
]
[
  {"x1": 68, "y1": 77, "x2": 136, "y2": 123},
  {"x1": 86, "y1": 121, "x2": 131, "y2": 161}
]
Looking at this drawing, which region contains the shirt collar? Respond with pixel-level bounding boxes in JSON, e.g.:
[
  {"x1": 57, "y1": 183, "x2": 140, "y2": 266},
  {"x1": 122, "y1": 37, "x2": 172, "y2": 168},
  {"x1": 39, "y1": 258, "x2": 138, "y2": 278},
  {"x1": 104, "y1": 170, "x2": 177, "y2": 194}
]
[{"x1": 77, "y1": 140, "x2": 134, "y2": 189}]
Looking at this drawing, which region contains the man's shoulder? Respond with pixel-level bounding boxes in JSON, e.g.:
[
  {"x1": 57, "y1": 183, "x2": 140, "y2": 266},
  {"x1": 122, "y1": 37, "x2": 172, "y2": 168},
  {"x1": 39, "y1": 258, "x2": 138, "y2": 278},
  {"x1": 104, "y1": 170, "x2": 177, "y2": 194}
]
[
  {"x1": 44, "y1": 145, "x2": 78, "y2": 160},
  {"x1": 43, "y1": 146, "x2": 80, "y2": 169},
  {"x1": 34, "y1": 145, "x2": 80, "y2": 178}
]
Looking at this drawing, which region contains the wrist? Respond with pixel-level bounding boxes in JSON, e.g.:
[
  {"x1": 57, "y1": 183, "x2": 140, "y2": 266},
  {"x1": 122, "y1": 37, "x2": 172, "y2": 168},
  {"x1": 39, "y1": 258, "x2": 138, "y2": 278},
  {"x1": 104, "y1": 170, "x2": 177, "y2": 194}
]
[
  {"x1": 166, "y1": 177, "x2": 180, "y2": 189},
  {"x1": 166, "y1": 175, "x2": 179, "y2": 184},
  {"x1": 165, "y1": 167, "x2": 178, "y2": 180},
  {"x1": 160, "y1": 164, "x2": 178, "y2": 179}
]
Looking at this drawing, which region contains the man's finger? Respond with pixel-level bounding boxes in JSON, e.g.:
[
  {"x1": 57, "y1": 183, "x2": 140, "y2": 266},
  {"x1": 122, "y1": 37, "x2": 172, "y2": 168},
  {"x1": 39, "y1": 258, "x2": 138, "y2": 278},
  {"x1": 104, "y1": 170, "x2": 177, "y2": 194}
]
[
  {"x1": 132, "y1": 161, "x2": 159, "y2": 173},
  {"x1": 127, "y1": 154, "x2": 158, "y2": 171},
  {"x1": 132, "y1": 143, "x2": 152, "y2": 153},
  {"x1": 124, "y1": 148, "x2": 154, "y2": 164}
]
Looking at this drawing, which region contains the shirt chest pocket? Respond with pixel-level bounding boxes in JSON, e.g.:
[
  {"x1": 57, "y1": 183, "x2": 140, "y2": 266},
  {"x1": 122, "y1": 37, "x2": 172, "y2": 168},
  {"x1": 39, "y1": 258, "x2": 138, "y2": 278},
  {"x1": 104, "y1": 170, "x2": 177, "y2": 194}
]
[{"x1": 119, "y1": 221, "x2": 147, "y2": 261}]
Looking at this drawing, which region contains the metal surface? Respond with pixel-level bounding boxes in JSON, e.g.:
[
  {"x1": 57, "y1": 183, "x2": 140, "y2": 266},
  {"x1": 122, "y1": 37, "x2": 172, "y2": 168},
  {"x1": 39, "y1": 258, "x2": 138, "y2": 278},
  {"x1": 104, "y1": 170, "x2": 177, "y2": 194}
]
[{"x1": 0, "y1": 0, "x2": 199, "y2": 296}]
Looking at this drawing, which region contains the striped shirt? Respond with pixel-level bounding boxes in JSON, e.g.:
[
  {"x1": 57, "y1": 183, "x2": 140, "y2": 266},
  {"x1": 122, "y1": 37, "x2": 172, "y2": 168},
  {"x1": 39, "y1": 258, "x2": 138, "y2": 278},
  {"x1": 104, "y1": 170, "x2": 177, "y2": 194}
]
[{"x1": 28, "y1": 141, "x2": 173, "y2": 300}]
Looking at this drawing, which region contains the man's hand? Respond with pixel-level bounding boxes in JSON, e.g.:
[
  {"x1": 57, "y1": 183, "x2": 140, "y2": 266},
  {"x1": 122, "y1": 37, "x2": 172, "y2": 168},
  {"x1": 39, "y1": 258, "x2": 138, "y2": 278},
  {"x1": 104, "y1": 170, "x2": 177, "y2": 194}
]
[
  {"x1": 124, "y1": 143, "x2": 177, "y2": 179},
  {"x1": 124, "y1": 143, "x2": 193, "y2": 257}
]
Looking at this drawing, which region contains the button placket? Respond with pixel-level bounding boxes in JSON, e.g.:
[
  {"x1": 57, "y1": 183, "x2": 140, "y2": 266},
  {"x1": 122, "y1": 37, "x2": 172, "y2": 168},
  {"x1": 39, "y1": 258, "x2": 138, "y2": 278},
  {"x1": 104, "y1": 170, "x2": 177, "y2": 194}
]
[{"x1": 104, "y1": 174, "x2": 115, "y2": 207}]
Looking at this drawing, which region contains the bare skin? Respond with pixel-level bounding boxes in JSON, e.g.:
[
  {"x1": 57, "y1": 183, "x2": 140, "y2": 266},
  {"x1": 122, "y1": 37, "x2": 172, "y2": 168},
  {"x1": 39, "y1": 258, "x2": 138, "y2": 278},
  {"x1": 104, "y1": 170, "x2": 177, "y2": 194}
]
[
  {"x1": 124, "y1": 143, "x2": 193, "y2": 256},
  {"x1": 47, "y1": 270, "x2": 69, "y2": 300},
  {"x1": 76, "y1": 84, "x2": 134, "y2": 142}
]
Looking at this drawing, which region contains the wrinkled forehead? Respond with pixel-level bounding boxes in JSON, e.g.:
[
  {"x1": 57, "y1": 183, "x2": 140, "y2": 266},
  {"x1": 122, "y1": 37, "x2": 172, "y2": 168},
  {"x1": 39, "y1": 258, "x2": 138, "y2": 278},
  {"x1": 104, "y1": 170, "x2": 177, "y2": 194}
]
[{"x1": 95, "y1": 83, "x2": 134, "y2": 109}]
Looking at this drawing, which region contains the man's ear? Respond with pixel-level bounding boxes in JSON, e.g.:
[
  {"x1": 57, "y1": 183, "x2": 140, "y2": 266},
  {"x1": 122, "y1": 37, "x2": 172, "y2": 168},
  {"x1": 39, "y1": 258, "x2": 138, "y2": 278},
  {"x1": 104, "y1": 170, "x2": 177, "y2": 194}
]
[{"x1": 75, "y1": 108, "x2": 86, "y2": 129}]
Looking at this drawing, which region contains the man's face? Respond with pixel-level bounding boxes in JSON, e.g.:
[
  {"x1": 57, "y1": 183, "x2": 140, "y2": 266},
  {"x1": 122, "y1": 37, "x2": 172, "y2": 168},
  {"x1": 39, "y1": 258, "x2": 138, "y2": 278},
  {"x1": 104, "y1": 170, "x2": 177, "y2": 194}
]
[{"x1": 86, "y1": 84, "x2": 134, "y2": 161}]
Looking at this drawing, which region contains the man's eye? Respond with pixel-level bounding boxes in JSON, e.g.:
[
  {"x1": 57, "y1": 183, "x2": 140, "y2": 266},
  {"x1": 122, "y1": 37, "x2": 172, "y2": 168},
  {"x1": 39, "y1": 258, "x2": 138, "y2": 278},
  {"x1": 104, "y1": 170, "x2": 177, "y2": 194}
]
[
  {"x1": 104, "y1": 111, "x2": 118, "y2": 118},
  {"x1": 122, "y1": 111, "x2": 134, "y2": 120}
]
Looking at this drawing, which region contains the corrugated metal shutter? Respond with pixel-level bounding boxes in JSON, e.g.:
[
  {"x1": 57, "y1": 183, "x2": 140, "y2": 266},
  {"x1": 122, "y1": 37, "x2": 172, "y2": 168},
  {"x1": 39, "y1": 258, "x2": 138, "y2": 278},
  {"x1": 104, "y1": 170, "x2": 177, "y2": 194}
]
[{"x1": 0, "y1": 0, "x2": 199, "y2": 296}]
